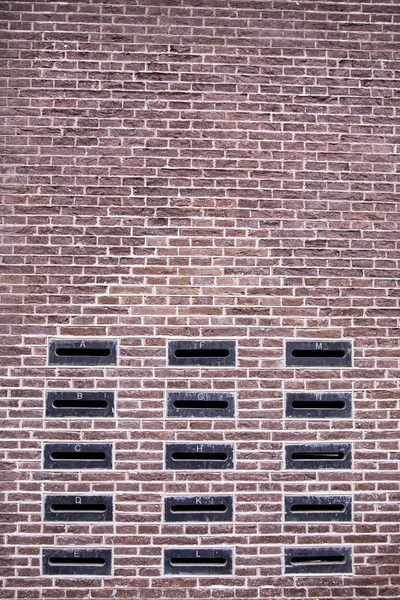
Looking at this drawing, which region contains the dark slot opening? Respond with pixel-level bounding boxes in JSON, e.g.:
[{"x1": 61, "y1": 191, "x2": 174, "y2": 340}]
[
  {"x1": 291, "y1": 349, "x2": 345, "y2": 358},
  {"x1": 291, "y1": 452, "x2": 345, "y2": 461},
  {"x1": 170, "y1": 504, "x2": 227, "y2": 513},
  {"x1": 290, "y1": 555, "x2": 345, "y2": 565},
  {"x1": 171, "y1": 452, "x2": 228, "y2": 461},
  {"x1": 48, "y1": 557, "x2": 106, "y2": 566},
  {"x1": 173, "y1": 400, "x2": 229, "y2": 409},
  {"x1": 290, "y1": 503, "x2": 345, "y2": 513},
  {"x1": 55, "y1": 348, "x2": 110, "y2": 357},
  {"x1": 174, "y1": 349, "x2": 229, "y2": 358},
  {"x1": 292, "y1": 400, "x2": 345, "y2": 410},
  {"x1": 170, "y1": 557, "x2": 227, "y2": 566},
  {"x1": 50, "y1": 452, "x2": 107, "y2": 461},
  {"x1": 50, "y1": 504, "x2": 107, "y2": 513},
  {"x1": 52, "y1": 400, "x2": 108, "y2": 409}
]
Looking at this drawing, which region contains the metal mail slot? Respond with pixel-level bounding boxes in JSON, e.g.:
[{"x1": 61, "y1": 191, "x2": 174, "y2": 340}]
[
  {"x1": 167, "y1": 391, "x2": 235, "y2": 418},
  {"x1": 42, "y1": 548, "x2": 112, "y2": 576},
  {"x1": 168, "y1": 340, "x2": 236, "y2": 367},
  {"x1": 46, "y1": 391, "x2": 115, "y2": 418},
  {"x1": 285, "y1": 392, "x2": 352, "y2": 419},
  {"x1": 285, "y1": 341, "x2": 352, "y2": 368},
  {"x1": 164, "y1": 496, "x2": 233, "y2": 522},
  {"x1": 165, "y1": 443, "x2": 234, "y2": 470},
  {"x1": 44, "y1": 495, "x2": 113, "y2": 522},
  {"x1": 164, "y1": 548, "x2": 233, "y2": 575},
  {"x1": 48, "y1": 339, "x2": 117, "y2": 366},
  {"x1": 284, "y1": 495, "x2": 352, "y2": 522},
  {"x1": 285, "y1": 546, "x2": 352, "y2": 574},
  {"x1": 285, "y1": 443, "x2": 352, "y2": 470},
  {"x1": 43, "y1": 443, "x2": 113, "y2": 470}
]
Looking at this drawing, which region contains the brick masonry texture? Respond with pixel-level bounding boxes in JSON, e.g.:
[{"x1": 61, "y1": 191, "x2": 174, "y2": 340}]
[{"x1": 1, "y1": 0, "x2": 400, "y2": 598}]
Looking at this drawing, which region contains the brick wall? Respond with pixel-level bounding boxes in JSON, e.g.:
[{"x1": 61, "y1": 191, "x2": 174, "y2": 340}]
[{"x1": 1, "y1": 0, "x2": 400, "y2": 598}]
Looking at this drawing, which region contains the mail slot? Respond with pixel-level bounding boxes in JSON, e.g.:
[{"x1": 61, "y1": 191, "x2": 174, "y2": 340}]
[
  {"x1": 284, "y1": 495, "x2": 352, "y2": 522},
  {"x1": 165, "y1": 443, "x2": 234, "y2": 470},
  {"x1": 167, "y1": 391, "x2": 235, "y2": 418},
  {"x1": 285, "y1": 443, "x2": 352, "y2": 469},
  {"x1": 164, "y1": 548, "x2": 233, "y2": 575},
  {"x1": 42, "y1": 548, "x2": 112, "y2": 576},
  {"x1": 285, "y1": 392, "x2": 352, "y2": 419},
  {"x1": 48, "y1": 339, "x2": 117, "y2": 366},
  {"x1": 43, "y1": 443, "x2": 113, "y2": 470},
  {"x1": 44, "y1": 495, "x2": 113, "y2": 521},
  {"x1": 46, "y1": 391, "x2": 115, "y2": 418},
  {"x1": 284, "y1": 546, "x2": 352, "y2": 574},
  {"x1": 165, "y1": 496, "x2": 233, "y2": 522},
  {"x1": 168, "y1": 340, "x2": 236, "y2": 367},
  {"x1": 285, "y1": 341, "x2": 352, "y2": 368}
]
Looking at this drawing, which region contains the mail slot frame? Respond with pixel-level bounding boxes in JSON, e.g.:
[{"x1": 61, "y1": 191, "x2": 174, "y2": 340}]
[
  {"x1": 166, "y1": 391, "x2": 235, "y2": 418},
  {"x1": 285, "y1": 392, "x2": 352, "y2": 419},
  {"x1": 43, "y1": 443, "x2": 113, "y2": 470},
  {"x1": 285, "y1": 443, "x2": 352, "y2": 470},
  {"x1": 46, "y1": 391, "x2": 115, "y2": 418},
  {"x1": 168, "y1": 340, "x2": 236, "y2": 367},
  {"x1": 284, "y1": 495, "x2": 352, "y2": 522},
  {"x1": 165, "y1": 443, "x2": 234, "y2": 470},
  {"x1": 164, "y1": 547, "x2": 233, "y2": 576},
  {"x1": 164, "y1": 495, "x2": 234, "y2": 522},
  {"x1": 42, "y1": 547, "x2": 112, "y2": 576},
  {"x1": 284, "y1": 546, "x2": 353, "y2": 575},
  {"x1": 48, "y1": 338, "x2": 118, "y2": 366},
  {"x1": 285, "y1": 340, "x2": 352, "y2": 368},
  {"x1": 44, "y1": 495, "x2": 113, "y2": 522}
]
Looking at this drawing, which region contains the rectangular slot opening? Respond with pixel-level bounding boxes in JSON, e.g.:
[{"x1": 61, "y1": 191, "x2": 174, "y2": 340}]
[
  {"x1": 170, "y1": 503, "x2": 227, "y2": 514},
  {"x1": 171, "y1": 451, "x2": 228, "y2": 462},
  {"x1": 50, "y1": 503, "x2": 107, "y2": 513},
  {"x1": 291, "y1": 452, "x2": 345, "y2": 461},
  {"x1": 50, "y1": 451, "x2": 107, "y2": 461},
  {"x1": 173, "y1": 399, "x2": 229, "y2": 409},
  {"x1": 174, "y1": 348, "x2": 229, "y2": 358},
  {"x1": 48, "y1": 556, "x2": 106, "y2": 566},
  {"x1": 53, "y1": 399, "x2": 108, "y2": 409},
  {"x1": 292, "y1": 399, "x2": 345, "y2": 410},
  {"x1": 290, "y1": 503, "x2": 345, "y2": 513},
  {"x1": 290, "y1": 555, "x2": 345, "y2": 565},
  {"x1": 291, "y1": 349, "x2": 345, "y2": 359},
  {"x1": 55, "y1": 347, "x2": 111, "y2": 357},
  {"x1": 169, "y1": 557, "x2": 227, "y2": 567}
]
